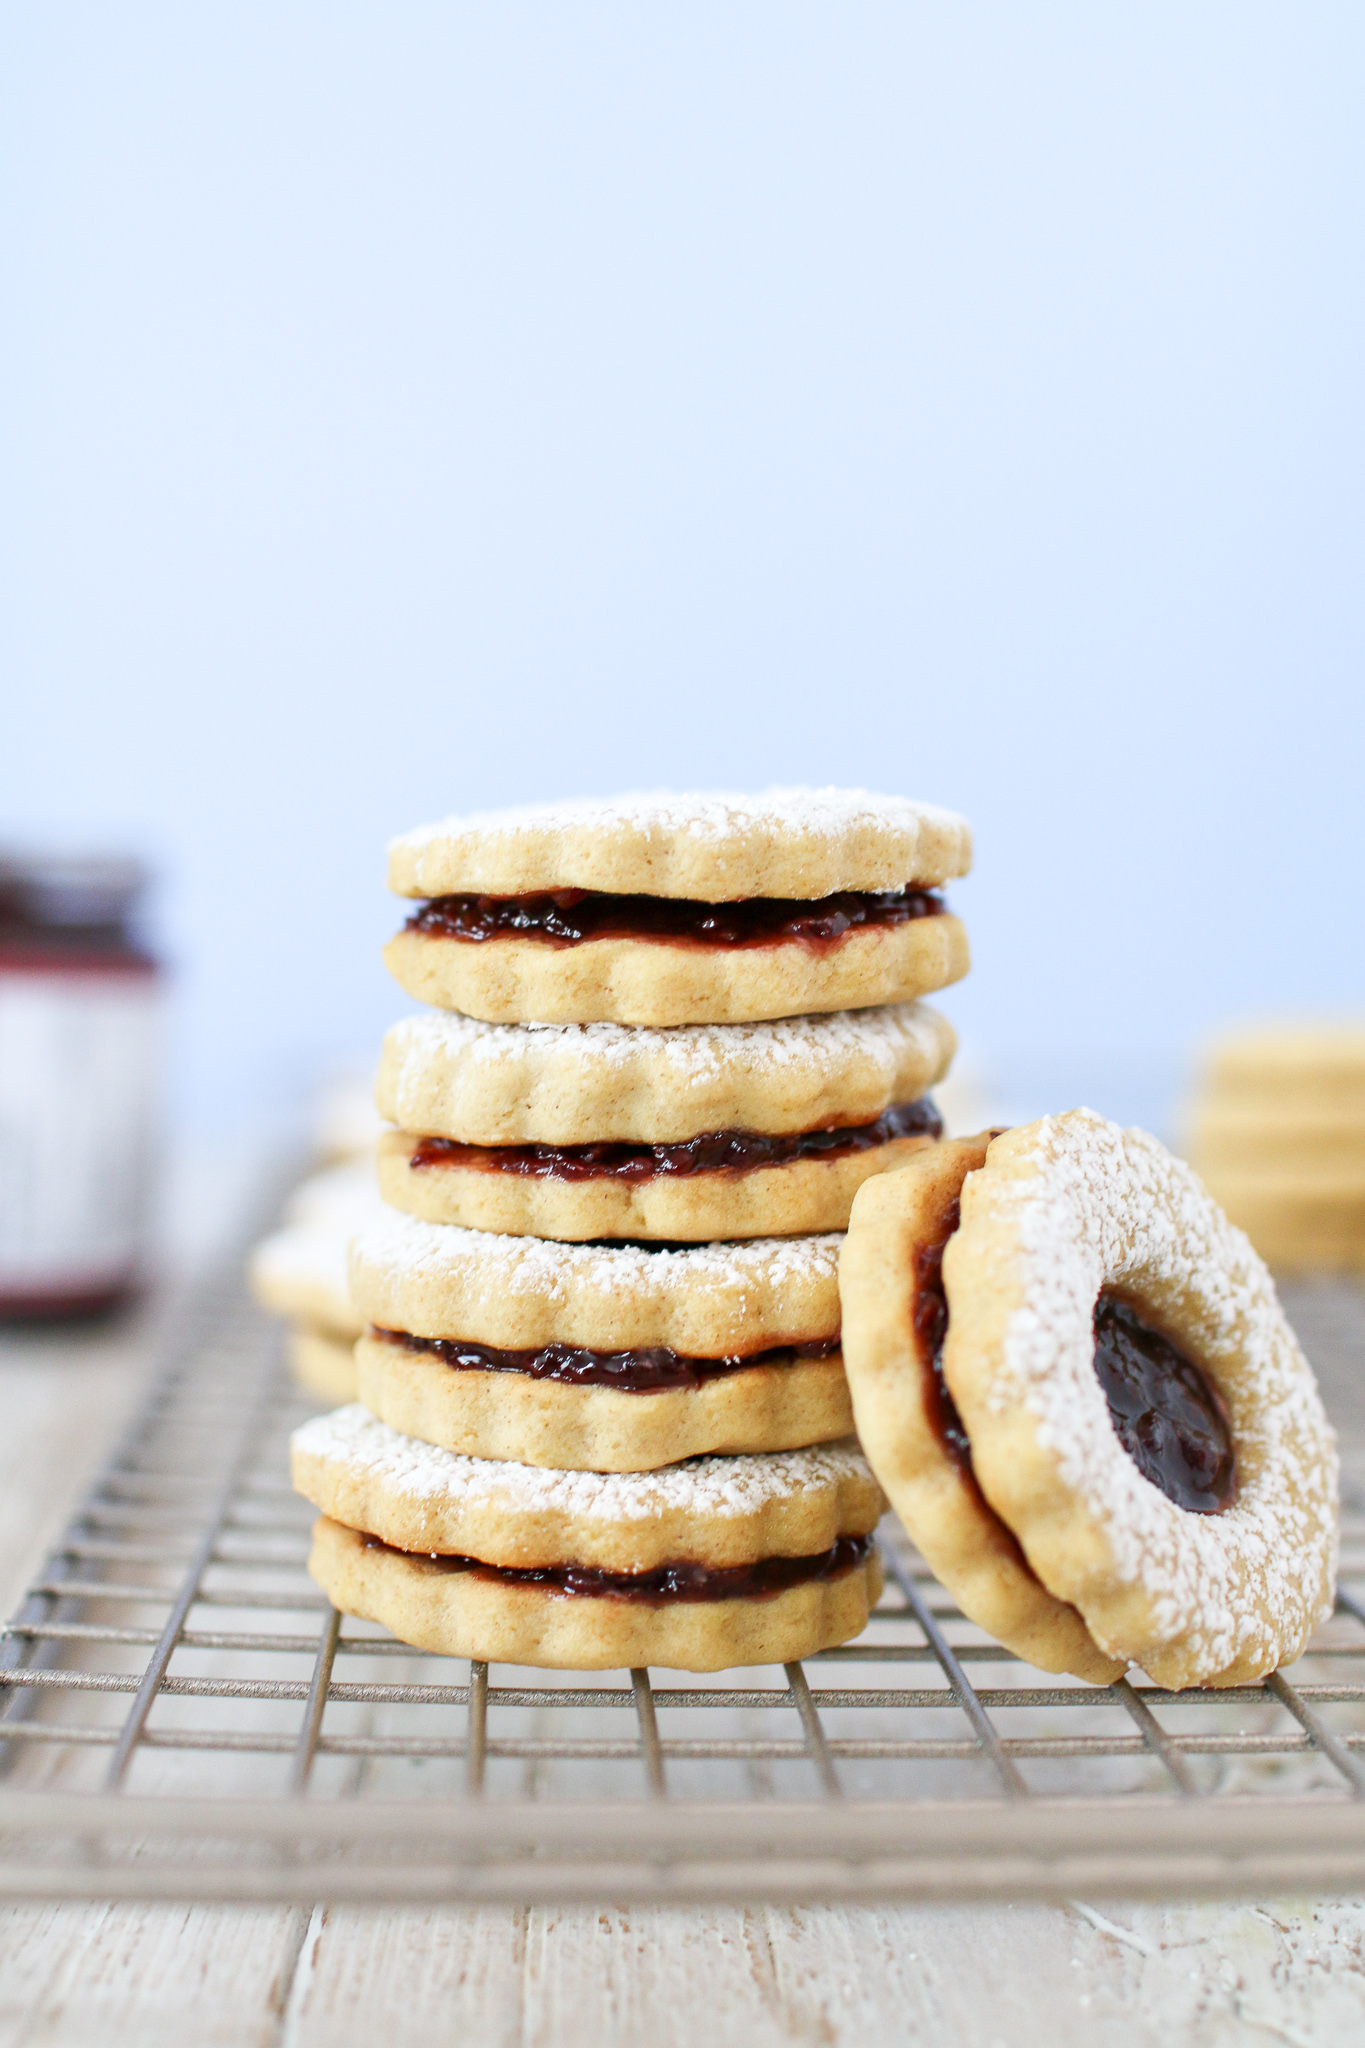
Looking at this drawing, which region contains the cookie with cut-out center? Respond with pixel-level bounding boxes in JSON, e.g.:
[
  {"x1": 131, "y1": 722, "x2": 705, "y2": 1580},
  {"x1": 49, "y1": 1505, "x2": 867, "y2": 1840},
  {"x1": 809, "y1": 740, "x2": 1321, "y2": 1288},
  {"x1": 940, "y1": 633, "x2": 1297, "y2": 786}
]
[
  {"x1": 376, "y1": 1002, "x2": 955, "y2": 1240},
  {"x1": 839, "y1": 1139, "x2": 1122, "y2": 1684},
  {"x1": 383, "y1": 789, "x2": 971, "y2": 1024},
  {"x1": 939, "y1": 1112, "x2": 1337, "y2": 1689},
  {"x1": 293, "y1": 1405, "x2": 885, "y2": 1671},
  {"x1": 349, "y1": 1212, "x2": 851, "y2": 1469}
]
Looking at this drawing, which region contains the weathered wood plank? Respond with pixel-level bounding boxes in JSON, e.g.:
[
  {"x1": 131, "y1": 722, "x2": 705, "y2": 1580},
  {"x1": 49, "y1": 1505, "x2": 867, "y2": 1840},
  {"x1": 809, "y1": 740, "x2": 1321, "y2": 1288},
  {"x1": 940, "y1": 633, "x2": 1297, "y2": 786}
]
[{"x1": 0, "y1": 1901, "x2": 308, "y2": 2048}]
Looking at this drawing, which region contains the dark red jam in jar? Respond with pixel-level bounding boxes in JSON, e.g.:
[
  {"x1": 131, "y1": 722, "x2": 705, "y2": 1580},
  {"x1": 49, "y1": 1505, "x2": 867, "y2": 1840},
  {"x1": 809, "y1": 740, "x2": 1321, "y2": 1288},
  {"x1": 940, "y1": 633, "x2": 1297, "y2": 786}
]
[
  {"x1": 405, "y1": 885, "x2": 945, "y2": 949},
  {"x1": 0, "y1": 856, "x2": 161, "y2": 1319}
]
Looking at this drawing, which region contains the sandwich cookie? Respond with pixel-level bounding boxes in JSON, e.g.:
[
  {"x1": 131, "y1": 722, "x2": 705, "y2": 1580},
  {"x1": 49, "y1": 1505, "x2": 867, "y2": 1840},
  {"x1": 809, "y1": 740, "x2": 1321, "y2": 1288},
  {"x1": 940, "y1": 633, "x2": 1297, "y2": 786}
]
[
  {"x1": 349, "y1": 1209, "x2": 850, "y2": 1471},
  {"x1": 293, "y1": 1404, "x2": 885, "y2": 1671},
  {"x1": 376, "y1": 1002, "x2": 956, "y2": 1241},
  {"x1": 383, "y1": 790, "x2": 971, "y2": 1025},
  {"x1": 842, "y1": 1112, "x2": 1338, "y2": 1689},
  {"x1": 840, "y1": 1138, "x2": 1121, "y2": 1682}
]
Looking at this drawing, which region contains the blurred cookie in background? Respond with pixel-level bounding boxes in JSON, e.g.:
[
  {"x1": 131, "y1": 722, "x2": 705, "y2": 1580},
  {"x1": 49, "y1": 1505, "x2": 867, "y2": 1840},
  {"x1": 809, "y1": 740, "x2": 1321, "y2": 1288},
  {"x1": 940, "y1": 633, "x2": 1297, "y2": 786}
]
[
  {"x1": 249, "y1": 1164, "x2": 389, "y2": 1402},
  {"x1": 1188, "y1": 1024, "x2": 1365, "y2": 1272},
  {"x1": 312, "y1": 1066, "x2": 388, "y2": 1164}
]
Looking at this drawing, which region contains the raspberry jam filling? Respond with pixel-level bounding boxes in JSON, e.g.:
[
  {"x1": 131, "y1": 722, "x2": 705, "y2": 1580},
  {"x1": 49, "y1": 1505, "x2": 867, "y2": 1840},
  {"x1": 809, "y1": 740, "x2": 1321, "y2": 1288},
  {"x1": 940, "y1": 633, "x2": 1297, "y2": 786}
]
[
  {"x1": 373, "y1": 1325, "x2": 839, "y2": 1393},
  {"x1": 408, "y1": 1097, "x2": 942, "y2": 1183},
  {"x1": 913, "y1": 1199, "x2": 974, "y2": 1470},
  {"x1": 916, "y1": 1234, "x2": 1238, "y2": 1514},
  {"x1": 1092, "y1": 1294, "x2": 1237, "y2": 1514},
  {"x1": 358, "y1": 1530, "x2": 873, "y2": 1604},
  {"x1": 403, "y1": 885, "x2": 944, "y2": 949}
]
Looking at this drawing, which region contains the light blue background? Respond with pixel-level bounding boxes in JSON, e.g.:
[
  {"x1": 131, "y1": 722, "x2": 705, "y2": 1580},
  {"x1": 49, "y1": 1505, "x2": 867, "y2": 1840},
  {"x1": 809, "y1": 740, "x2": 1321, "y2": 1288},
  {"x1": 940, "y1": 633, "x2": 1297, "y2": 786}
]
[{"x1": 4, "y1": 5, "x2": 1362, "y2": 1135}]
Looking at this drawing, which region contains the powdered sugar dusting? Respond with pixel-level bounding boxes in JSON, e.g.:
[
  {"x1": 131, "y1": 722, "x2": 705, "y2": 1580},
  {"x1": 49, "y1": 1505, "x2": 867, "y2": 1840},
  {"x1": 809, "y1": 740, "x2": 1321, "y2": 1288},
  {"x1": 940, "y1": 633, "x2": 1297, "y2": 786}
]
[
  {"x1": 382, "y1": 1002, "x2": 951, "y2": 1091},
  {"x1": 294, "y1": 1403, "x2": 872, "y2": 1522},
  {"x1": 391, "y1": 788, "x2": 966, "y2": 857},
  {"x1": 974, "y1": 1109, "x2": 1338, "y2": 1676},
  {"x1": 351, "y1": 1208, "x2": 842, "y2": 1303}
]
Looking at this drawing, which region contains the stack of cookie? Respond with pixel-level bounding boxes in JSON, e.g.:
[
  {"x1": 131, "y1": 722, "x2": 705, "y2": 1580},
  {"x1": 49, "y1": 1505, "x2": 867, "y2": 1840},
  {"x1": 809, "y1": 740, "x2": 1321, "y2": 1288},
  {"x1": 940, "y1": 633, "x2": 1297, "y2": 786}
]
[
  {"x1": 291, "y1": 789, "x2": 972, "y2": 1672},
  {"x1": 1188, "y1": 1026, "x2": 1365, "y2": 1272}
]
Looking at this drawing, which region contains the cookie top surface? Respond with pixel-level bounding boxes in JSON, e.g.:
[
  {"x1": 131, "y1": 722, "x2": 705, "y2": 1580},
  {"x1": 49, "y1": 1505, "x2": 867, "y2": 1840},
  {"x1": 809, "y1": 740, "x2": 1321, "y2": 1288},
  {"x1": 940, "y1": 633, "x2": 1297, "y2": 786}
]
[
  {"x1": 350, "y1": 1210, "x2": 839, "y2": 1303},
  {"x1": 352, "y1": 1209, "x2": 840, "y2": 1296},
  {"x1": 377, "y1": 1001, "x2": 956, "y2": 1143},
  {"x1": 294, "y1": 1403, "x2": 872, "y2": 1524},
  {"x1": 387, "y1": 788, "x2": 972, "y2": 901},
  {"x1": 349, "y1": 1209, "x2": 844, "y2": 1350}
]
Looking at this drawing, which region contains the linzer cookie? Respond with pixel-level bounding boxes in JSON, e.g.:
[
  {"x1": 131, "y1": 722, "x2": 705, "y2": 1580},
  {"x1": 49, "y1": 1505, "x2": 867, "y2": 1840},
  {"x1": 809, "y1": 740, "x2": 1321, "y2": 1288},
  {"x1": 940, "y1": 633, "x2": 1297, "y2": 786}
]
[
  {"x1": 382, "y1": 789, "x2": 971, "y2": 1024},
  {"x1": 841, "y1": 1111, "x2": 1339, "y2": 1690},
  {"x1": 292, "y1": 1405, "x2": 885, "y2": 1671},
  {"x1": 375, "y1": 1002, "x2": 955, "y2": 1240},
  {"x1": 347, "y1": 1209, "x2": 850, "y2": 1472},
  {"x1": 839, "y1": 1136, "x2": 1121, "y2": 1683}
]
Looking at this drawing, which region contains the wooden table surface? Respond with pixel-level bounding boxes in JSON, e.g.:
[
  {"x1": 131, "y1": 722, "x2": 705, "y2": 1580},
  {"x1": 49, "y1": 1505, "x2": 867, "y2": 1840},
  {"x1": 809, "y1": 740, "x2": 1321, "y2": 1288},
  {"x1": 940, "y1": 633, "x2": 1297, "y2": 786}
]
[{"x1": 3, "y1": 1265, "x2": 1365, "y2": 2046}]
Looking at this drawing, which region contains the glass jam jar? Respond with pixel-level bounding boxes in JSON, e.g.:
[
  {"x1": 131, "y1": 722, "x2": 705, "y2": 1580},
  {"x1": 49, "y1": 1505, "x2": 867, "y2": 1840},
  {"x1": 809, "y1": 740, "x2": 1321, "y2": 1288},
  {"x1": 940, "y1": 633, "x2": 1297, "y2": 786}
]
[{"x1": 0, "y1": 855, "x2": 162, "y2": 1318}]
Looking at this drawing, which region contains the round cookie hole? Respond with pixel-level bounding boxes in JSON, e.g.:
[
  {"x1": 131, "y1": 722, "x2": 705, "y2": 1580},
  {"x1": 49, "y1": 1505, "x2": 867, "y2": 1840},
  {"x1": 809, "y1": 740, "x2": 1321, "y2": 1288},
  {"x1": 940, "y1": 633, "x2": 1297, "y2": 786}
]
[{"x1": 1091, "y1": 1292, "x2": 1237, "y2": 1516}]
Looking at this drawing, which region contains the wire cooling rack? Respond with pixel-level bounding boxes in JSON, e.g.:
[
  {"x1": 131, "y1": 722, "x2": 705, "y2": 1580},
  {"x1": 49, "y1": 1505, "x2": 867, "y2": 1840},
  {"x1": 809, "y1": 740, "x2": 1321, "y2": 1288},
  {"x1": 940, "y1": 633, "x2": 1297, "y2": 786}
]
[{"x1": 2, "y1": 1237, "x2": 1365, "y2": 1905}]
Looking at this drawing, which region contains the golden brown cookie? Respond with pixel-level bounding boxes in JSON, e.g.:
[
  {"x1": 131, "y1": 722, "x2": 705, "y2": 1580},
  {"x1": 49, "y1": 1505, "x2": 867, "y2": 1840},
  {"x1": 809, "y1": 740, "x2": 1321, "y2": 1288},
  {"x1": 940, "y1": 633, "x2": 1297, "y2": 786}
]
[
  {"x1": 349, "y1": 1212, "x2": 842, "y2": 1354},
  {"x1": 353, "y1": 1330, "x2": 852, "y2": 1472},
  {"x1": 309, "y1": 1516, "x2": 882, "y2": 1673},
  {"x1": 1199, "y1": 1025, "x2": 1365, "y2": 1117},
  {"x1": 388, "y1": 789, "x2": 972, "y2": 900},
  {"x1": 293, "y1": 1404, "x2": 884, "y2": 1568},
  {"x1": 383, "y1": 789, "x2": 971, "y2": 1025},
  {"x1": 1189, "y1": 1175, "x2": 1365, "y2": 1273},
  {"x1": 941, "y1": 1112, "x2": 1338, "y2": 1689},
  {"x1": 377, "y1": 1003, "x2": 957, "y2": 1146},
  {"x1": 839, "y1": 1141, "x2": 1122, "y2": 1683},
  {"x1": 383, "y1": 914, "x2": 969, "y2": 1027},
  {"x1": 1187, "y1": 1027, "x2": 1365, "y2": 1272},
  {"x1": 377, "y1": 1120, "x2": 942, "y2": 1242},
  {"x1": 292, "y1": 1406, "x2": 885, "y2": 1670}
]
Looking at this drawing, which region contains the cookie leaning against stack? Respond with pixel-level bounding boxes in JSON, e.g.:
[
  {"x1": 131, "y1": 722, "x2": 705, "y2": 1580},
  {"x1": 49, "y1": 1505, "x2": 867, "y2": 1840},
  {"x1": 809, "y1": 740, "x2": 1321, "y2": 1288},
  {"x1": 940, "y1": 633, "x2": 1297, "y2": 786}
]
[
  {"x1": 839, "y1": 1110, "x2": 1338, "y2": 1689},
  {"x1": 293, "y1": 788, "x2": 973, "y2": 1670}
]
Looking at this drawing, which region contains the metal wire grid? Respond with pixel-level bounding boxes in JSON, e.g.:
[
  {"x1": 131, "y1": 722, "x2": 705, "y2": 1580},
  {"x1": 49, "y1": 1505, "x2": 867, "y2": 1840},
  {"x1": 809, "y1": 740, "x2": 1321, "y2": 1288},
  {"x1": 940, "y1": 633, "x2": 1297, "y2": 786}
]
[{"x1": 2, "y1": 1254, "x2": 1365, "y2": 1902}]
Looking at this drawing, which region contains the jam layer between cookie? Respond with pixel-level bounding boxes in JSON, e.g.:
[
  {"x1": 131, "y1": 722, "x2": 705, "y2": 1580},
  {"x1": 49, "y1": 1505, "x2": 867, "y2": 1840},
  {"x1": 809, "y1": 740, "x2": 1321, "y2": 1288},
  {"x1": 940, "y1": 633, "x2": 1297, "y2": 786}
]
[
  {"x1": 372, "y1": 1326, "x2": 840, "y2": 1394},
  {"x1": 407, "y1": 1098, "x2": 943, "y2": 1183},
  {"x1": 404, "y1": 885, "x2": 945, "y2": 949},
  {"x1": 913, "y1": 1198, "x2": 974, "y2": 1469},
  {"x1": 359, "y1": 1530, "x2": 873, "y2": 1604}
]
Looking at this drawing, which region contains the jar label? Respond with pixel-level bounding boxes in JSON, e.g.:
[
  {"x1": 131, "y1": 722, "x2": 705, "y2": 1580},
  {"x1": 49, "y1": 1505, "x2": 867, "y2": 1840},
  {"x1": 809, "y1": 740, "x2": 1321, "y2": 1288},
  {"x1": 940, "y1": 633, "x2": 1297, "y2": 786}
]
[{"x1": 0, "y1": 974, "x2": 160, "y2": 1291}]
